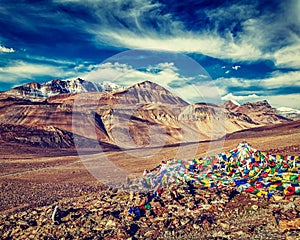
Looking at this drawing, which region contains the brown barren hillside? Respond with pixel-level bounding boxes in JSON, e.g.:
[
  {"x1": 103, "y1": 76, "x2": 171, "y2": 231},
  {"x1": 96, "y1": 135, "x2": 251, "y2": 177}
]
[{"x1": 0, "y1": 80, "x2": 292, "y2": 149}]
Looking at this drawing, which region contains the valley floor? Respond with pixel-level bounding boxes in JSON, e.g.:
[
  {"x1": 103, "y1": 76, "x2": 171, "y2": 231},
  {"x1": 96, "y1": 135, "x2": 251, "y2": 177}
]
[{"x1": 0, "y1": 121, "x2": 300, "y2": 239}]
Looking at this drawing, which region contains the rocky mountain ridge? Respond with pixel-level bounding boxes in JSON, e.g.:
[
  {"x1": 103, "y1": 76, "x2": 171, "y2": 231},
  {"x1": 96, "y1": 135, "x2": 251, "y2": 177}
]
[
  {"x1": 223, "y1": 99, "x2": 290, "y2": 125},
  {"x1": 0, "y1": 80, "x2": 293, "y2": 149},
  {"x1": 4, "y1": 78, "x2": 122, "y2": 101}
]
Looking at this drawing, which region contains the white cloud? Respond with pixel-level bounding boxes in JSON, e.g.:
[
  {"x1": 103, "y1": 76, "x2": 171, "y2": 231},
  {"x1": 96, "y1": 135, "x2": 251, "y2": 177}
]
[
  {"x1": 218, "y1": 70, "x2": 300, "y2": 108},
  {"x1": 97, "y1": 31, "x2": 263, "y2": 62},
  {"x1": 82, "y1": 62, "x2": 134, "y2": 83},
  {"x1": 26, "y1": 55, "x2": 76, "y2": 65},
  {"x1": 216, "y1": 70, "x2": 300, "y2": 91},
  {"x1": 0, "y1": 61, "x2": 58, "y2": 76},
  {"x1": 22, "y1": 0, "x2": 296, "y2": 68},
  {"x1": 79, "y1": 0, "x2": 296, "y2": 65},
  {"x1": 82, "y1": 61, "x2": 299, "y2": 105},
  {"x1": 62, "y1": 0, "x2": 264, "y2": 62},
  {"x1": 184, "y1": 81, "x2": 225, "y2": 103},
  {"x1": 83, "y1": 61, "x2": 191, "y2": 90},
  {"x1": 0, "y1": 45, "x2": 15, "y2": 53},
  {"x1": 81, "y1": 61, "x2": 222, "y2": 103},
  {"x1": 2, "y1": 0, "x2": 299, "y2": 69},
  {"x1": 264, "y1": 93, "x2": 300, "y2": 109},
  {"x1": 0, "y1": 61, "x2": 77, "y2": 84},
  {"x1": 273, "y1": 43, "x2": 300, "y2": 69},
  {"x1": 221, "y1": 93, "x2": 260, "y2": 102},
  {"x1": 261, "y1": 71, "x2": 300, "y2": 88},
  {"x1": 198, "y1": 74, "x2": 211, "y2": 80},
  {"x1": 232, "y1": 65, "x2": 241, "y2": 70},
  {"x1": 222, "y1": 92, "x2": 300, "y2": 109},
  {"x1": 153, "y1": 62, "x2": 177, "y2": 71},
  {"x1": 277, "y1": 106, "x2": 300, "y2": 113}
]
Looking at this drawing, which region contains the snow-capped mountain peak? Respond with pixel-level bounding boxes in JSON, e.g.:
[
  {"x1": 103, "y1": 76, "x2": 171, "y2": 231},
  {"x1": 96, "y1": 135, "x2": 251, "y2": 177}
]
[
  {"x1": 277, "y1": 107, "x2": 300, "y2": 114},
  {"x1": 230, "y1": 99, "x2": 240, "y2": 106},
  {"x1": 276, "y1": 106, "x2": 300, "y2": 120},
  {"x1": 5, "y1": 78, "x2": 123, "y2": 100}
]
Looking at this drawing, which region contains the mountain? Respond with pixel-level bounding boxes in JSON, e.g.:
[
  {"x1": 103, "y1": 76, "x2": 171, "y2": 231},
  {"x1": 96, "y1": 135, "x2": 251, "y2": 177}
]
[
  {"x1": 276, "y1": 107, "x2": 300, "y2": 120},
  {"x1": 112, "y1": 81, "x2": 188, "y2": 105},
  {"x1": 0, "y1": 123, "x2": 115, "y2": 149},
  {"x1": 0, "y1": 79, "x2": 292, "y2": 149},
  {"x1": 4, "y1": 78, "x2": 122, "y2": 101},
  {"x1": 223, "y1": 100, "x2": 241, "y2": 109},
  {"x1": 223, "y1": 100, "x2": 240, "y2": 111},
  {"x1": 224, "y1": 100, "x2": 290, "y2": 125}
]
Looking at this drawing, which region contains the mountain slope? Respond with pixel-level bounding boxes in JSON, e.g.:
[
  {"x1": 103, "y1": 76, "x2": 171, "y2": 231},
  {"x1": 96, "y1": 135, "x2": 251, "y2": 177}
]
[
  {"x1": 0, "y1": 123, "x2": 118, "y2": 150},
  {"x1": 0, "y1": 80, "x2": 293, "y2": 149},
  {"x1": 112, "y1": 81, "x2": 189, "y2": 105},
  {"x1": 224, "y1": 100, "x2": 291, "y2": 124},
  {"x1": 4, "y1": 78, "x2": 121, "y2": 100}
]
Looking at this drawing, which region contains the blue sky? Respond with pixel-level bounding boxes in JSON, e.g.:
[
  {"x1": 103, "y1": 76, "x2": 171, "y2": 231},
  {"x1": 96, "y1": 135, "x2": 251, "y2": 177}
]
[{"x1": 0, "y1": 0, "x2": 299, "y2": 108}]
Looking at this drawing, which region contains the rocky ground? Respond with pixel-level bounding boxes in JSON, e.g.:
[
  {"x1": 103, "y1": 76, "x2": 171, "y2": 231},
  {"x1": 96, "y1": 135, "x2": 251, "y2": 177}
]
[
  {"x1": 1, "y1": 133, "x2": 300, "y2": 239},
  {"x1": 1, "y1": 181, "x2": 300, "y2": 240}
]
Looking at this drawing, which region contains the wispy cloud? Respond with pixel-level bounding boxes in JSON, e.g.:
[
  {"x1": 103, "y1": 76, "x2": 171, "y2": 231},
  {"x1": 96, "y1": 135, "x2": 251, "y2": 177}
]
[
  {"x1": 1, "y1": 0, "x2": 299, "y2": 68},
  {"x1": 81, "y1": 0, "x2": 300, "y2": 65},
  {"x1": 273, "y1": 44, "x2": 300, "y2": 69},
  {"x1": 25, "y1": 55, "x2": 76, "y2": 66},
  {"x1": 0, "y1": 61, "x2": 58, "y2": 77},
  {"x1": 0, "y1": 45, "x2": 14, "y2": 53},
  {"x1": 216, "y1": 70, "x2": 300, "y2": 92},
  {"x1": 262, "y1": 71, "x2": 300, "y2": 88},
  {"x1": 0, "y1": 60, "x2": 80, "y2": 87},
  {"x1": 96, "y1": 32, "x2": 263, "y2": 62}
]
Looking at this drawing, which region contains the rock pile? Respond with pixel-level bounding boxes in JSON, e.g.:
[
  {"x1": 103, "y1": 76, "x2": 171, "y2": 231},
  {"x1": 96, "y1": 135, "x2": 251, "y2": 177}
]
[{"x1": 1, "y1": 184, "x2": 300, "y2": 239}]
